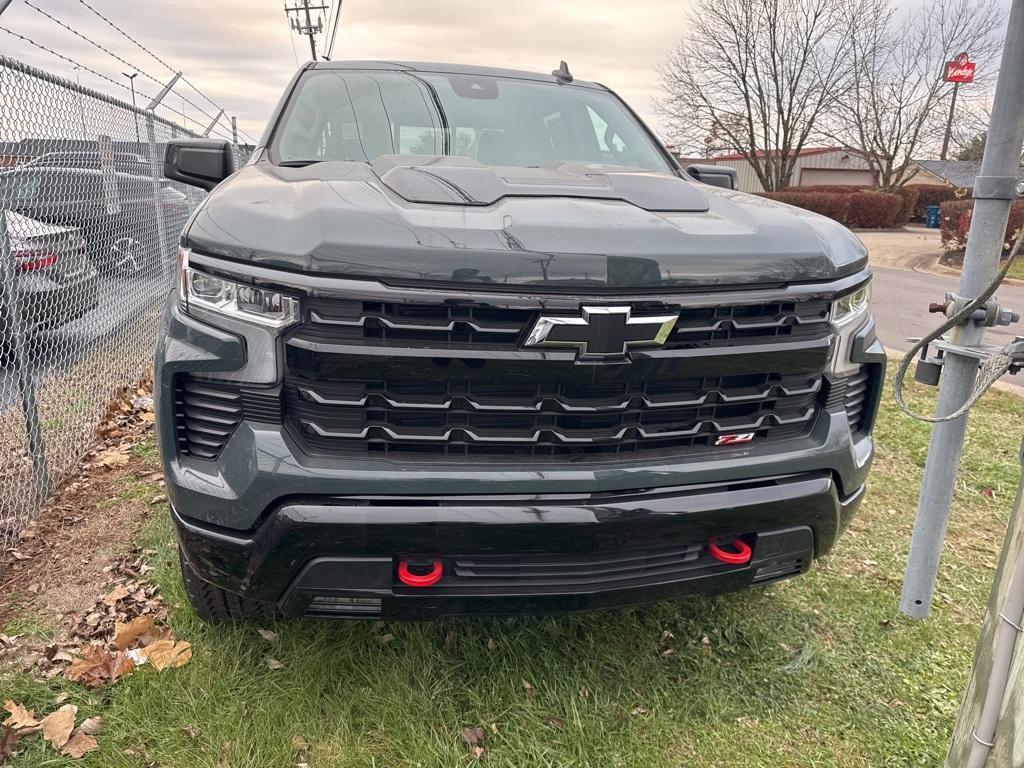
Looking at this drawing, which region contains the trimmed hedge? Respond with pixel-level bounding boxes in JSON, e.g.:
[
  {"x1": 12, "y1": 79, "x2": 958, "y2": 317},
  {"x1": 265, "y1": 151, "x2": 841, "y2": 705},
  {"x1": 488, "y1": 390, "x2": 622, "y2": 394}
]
[
  {"x1": 760, "y1": 191, "x2": 851, "y2": 225},
  {"x1": 912, "y1": 184, "x2": 970, "y2": 221},
  {"x1": 939, "y1": 199, "x2": 1024, "y2": 260},
  {"x1": 760, "y1": 189, "x2": 903, "y2": 228},
  {"x1": 791, "y1": 184, "x2": 870, "y2": 194},
  {"x1": 848, "y1": 191, "x2": 903, "y2": 228},
  {"x1": 891, "y1": 186, "x2": 920, "y2": 226}
]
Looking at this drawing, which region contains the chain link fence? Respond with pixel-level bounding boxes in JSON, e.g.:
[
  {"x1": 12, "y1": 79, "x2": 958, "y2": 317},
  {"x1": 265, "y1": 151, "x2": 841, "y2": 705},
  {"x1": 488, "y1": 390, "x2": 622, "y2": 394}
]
[{"x1": 0, "y1": 54, "x2": 249, "y2": 549}]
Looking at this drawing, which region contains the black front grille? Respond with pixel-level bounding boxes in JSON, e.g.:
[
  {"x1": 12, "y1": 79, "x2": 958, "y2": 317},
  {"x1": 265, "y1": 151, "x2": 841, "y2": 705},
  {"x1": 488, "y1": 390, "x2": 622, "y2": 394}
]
[
  {"x1": 302, "y1": 297, "x2": 831, "y2": 351},
  {"x1": 174, "y1": 376, "x2": 282, "y2": 459},
  {"x1": 285, "y1": 372, "x2": 823, "y2": 461}
]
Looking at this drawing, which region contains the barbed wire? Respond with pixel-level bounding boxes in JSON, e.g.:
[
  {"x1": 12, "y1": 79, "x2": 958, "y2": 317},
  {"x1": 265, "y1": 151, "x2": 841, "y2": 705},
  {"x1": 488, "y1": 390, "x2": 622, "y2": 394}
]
[
  {"x1": 26, "y1": 1, "x2": 238, "y2": 141},
  {"x1": 75, "y1": 0, "x2": 258, "y2": 143},
  {"x1": 0, "y1": 25, "x2": 239, "y2": 141}
]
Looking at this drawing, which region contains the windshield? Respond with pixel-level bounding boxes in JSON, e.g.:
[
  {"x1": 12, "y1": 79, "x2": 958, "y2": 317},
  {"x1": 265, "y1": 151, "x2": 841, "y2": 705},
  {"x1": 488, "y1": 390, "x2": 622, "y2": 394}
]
[{"x1": 272, "y1": 69, "x2": 672, "y2": 173}]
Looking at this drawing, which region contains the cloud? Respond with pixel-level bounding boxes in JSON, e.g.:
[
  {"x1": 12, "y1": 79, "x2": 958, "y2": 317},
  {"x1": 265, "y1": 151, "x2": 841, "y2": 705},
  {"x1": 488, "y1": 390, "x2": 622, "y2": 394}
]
[{"x1": 0, "y1": 0, "x2": 689, "y2": 142}]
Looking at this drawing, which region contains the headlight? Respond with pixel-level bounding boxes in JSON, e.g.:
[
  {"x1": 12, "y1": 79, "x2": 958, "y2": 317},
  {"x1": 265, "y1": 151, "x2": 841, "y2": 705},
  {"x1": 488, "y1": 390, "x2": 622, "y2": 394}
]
[
  {"x1": 177, "y1": 247, "x2": 299, "y2": 327},
  {"x1": 831, "y1": 281, "x2": 871, "y2": 327}
]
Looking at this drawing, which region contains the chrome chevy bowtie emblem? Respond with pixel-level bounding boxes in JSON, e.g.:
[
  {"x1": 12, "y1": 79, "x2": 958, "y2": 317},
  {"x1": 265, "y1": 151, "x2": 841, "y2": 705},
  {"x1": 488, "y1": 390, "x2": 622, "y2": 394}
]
[{"x1": 524, "y1": 306, "x2": 678, "y2": 361}]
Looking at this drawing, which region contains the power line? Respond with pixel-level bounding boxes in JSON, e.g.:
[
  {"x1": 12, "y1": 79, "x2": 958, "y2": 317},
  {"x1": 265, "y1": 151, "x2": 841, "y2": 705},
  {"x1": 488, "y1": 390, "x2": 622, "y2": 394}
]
[
  {"x1": 23, "y1": 2, "x2": 162, "y2": 88},
  {"x1": 74, "y1": 0, "x2": 257, "y2": 143},
  {"x1": 325, "y1": 0, "x2": 342, "y2": 59}
]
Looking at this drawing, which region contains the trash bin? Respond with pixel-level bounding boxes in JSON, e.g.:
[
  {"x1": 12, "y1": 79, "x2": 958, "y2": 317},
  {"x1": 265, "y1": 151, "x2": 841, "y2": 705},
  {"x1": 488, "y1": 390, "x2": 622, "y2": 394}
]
[{"x1": 925, "y1": 204, "x2": 941, "y2": 229}]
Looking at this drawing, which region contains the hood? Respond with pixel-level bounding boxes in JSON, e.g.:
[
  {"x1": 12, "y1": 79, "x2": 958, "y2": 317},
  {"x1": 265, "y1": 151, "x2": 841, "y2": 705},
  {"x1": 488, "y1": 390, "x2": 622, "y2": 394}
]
[{"x1": 184, "y1": 158, "x2": 868, "y2": 290}]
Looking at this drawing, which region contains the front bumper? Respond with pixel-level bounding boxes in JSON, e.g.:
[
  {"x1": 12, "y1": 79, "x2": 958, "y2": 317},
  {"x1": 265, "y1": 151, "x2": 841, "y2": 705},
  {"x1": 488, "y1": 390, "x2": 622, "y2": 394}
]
[
  {"x1": 174, "y1": 471, "x2": 864, "y2": 619},
  {"x1": 158, "y1": 278, "x2": 883, "y2": 618}
]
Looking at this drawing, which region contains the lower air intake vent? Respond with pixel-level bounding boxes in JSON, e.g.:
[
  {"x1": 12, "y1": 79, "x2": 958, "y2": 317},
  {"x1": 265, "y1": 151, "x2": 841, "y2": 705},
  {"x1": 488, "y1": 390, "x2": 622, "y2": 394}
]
[
  {"x1": 174, "y1": 376, "x2": 282, "y2": 459},
  {"x1": 174, "y1": 377, "x2": 244, "y2": 459},
  {"x1": 825, "y1": 369, "x2": 870, "y2": 433}
]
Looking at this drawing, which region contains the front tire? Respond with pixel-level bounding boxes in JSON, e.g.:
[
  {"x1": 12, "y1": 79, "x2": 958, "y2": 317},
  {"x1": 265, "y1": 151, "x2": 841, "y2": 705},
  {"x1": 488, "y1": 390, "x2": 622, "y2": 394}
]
[{"x1": 178, "y1": 547, "x2": 274, "y2": 622}]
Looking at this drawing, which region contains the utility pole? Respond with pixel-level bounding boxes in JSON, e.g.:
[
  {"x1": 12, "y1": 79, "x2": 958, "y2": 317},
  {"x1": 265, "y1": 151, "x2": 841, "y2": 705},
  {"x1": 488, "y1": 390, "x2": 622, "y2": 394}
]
[
  {"x1": 285, "y1": 0, "x2": 328, "y2": 61},
  {"x1": 899, "y1": 7, "x2": 1024, "y2": 619},
  {"x1": 123, "y1": 71, "x2": 140, "y2": 147}
]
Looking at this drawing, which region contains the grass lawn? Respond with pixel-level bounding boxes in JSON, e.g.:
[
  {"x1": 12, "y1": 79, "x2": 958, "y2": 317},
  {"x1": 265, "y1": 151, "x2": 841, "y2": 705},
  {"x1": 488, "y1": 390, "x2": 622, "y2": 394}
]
[
  {"x1": 3, "y1": 381, "x2": 1023, "y2": 767},
  {"x1": 1003, "y1": 257, "x2": 1024, "y2": 282}
]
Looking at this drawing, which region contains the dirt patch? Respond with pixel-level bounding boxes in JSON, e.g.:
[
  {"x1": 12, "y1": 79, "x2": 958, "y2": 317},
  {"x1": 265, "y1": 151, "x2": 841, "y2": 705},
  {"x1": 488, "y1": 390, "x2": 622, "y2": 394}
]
[{"x1": 0, "y1": 385, "x2": 162, "y2": 633}]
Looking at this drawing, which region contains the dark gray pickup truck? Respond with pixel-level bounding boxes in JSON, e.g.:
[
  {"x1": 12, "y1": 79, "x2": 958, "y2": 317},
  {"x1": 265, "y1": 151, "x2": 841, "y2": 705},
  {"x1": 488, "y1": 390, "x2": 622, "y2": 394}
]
[{"x1": 155, "y1": 60, "x2": 884, "y2": 621}]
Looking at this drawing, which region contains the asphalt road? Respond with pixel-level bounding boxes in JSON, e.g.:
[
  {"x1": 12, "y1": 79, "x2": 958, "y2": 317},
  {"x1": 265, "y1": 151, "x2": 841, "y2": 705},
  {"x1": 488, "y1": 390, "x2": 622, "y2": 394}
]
[{"x1": 871, "y1": 265, "x2": 1024, "y2": 390}]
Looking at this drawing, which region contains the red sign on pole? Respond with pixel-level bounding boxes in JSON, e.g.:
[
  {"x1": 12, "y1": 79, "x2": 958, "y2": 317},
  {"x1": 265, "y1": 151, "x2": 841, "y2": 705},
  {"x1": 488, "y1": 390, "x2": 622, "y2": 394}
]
[{"x1": 945, "y1": 52, "x2": 976, "y2": 83}]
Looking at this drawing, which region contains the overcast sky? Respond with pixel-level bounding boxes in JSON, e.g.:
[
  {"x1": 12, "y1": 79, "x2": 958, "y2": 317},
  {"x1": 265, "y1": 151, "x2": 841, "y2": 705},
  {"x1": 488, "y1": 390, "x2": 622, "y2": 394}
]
[{"x1": 0, "y1": 0, "x2": 689, "y2": 143}]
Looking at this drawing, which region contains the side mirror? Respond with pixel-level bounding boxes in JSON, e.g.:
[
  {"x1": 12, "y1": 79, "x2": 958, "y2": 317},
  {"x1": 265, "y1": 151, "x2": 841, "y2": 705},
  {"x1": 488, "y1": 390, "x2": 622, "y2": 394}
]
[
  {"x1": 164, "y1": 140, "x2": 234, "y2": 191},
  {"x1": 686, "y1": 164, "x2": 737, "y2": 191}
]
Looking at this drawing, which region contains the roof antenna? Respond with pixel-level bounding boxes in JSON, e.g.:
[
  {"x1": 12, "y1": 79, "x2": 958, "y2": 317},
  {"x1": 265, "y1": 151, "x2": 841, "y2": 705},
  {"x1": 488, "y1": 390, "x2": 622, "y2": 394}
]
[{"x1": 552, "y1": 60, "x2": 573, "y2": 83}]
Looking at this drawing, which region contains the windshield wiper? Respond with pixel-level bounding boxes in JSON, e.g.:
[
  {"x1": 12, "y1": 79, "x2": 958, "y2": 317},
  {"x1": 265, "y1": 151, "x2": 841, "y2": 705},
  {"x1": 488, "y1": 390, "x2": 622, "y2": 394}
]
[{"x1": 277, "y1": 159, "x2": 323, "y2": 167}]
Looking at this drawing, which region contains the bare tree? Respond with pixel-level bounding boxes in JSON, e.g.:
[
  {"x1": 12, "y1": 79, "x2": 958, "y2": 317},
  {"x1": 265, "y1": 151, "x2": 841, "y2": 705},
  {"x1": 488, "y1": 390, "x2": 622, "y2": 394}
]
[
  {"x1": 656, "y1": 0, "x2": 853, "y2": 191},
  {"x1": 830, "y1": 0, "x2": 1003, "y2": 189}
]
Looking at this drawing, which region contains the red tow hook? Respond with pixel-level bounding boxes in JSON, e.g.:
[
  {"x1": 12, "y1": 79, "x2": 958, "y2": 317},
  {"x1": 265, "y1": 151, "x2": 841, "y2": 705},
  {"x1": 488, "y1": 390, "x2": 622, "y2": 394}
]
[
  {"x1": 397, "y1": 558, "x2": 444, "y2": 587},
  {"x1": 708, "y1": 536, "x2": 752, "y2": 565}
]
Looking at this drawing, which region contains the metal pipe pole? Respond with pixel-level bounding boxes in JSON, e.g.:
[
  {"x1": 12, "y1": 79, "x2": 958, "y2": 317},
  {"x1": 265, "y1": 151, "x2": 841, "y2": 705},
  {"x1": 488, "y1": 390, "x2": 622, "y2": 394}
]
[
  {"x1": 941, "y1": 82, "x2": 961, "y2": 161},
  {"x1": 900, "y1": 0, "x2": 1024, "y2": 619},
  {"x1": 123, "y1": 71, "x2": 140, "y2": 147},
  {"x1": 946, "y1": 443, "x2": 1024, "y2": 767},
  {"x1": 0, "y1": 213, "x2": 49, "y2": 500},
  {"x1": 145, "y1": 112, "x2": 172, "y2": 280}
]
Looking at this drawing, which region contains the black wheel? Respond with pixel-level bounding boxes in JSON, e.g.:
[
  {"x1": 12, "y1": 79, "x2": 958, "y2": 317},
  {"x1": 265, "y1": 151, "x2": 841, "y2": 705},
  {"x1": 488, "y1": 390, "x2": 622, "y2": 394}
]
[{"x1": 178, "y1": 546, "x2": 274, "y2": 622}]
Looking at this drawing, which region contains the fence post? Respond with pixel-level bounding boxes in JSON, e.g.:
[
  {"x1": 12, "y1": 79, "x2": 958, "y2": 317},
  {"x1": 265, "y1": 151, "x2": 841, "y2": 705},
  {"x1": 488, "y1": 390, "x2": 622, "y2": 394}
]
[
  {"x1": 145, "y1": 111, "x2": 172, "y2": 279},
  {"x1": 899, "y1": 0, "x2": 1024, "y2": 618},
  {"x1": 0, "y1": 213, "x2": 49, "y2": 500}
]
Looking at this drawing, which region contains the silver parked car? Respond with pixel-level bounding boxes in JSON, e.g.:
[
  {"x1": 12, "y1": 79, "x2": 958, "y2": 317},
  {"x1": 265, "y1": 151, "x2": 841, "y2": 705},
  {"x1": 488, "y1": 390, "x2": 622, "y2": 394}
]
[{"x1": 1, "y1": 211, "x2": 98, "y2": 356}]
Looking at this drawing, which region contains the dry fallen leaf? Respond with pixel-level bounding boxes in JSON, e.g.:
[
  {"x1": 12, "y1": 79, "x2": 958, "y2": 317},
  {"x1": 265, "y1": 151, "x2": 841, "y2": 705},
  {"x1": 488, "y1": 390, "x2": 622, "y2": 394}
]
[
  {"x1": 61, "y1": 729, "x2": 98, "y2": 758},
  {"x1": 101, "y1": 585, "x2": 130, "y2": 606},
  {"x1": 460, "y1": 726, "x2": 485, "y2": 748},
  {"x1": 2, "y1": 701, "x2": 38, "y2": 731},
  {"x1": 486, "y1": 638, "x2": 497, "y2": 651},
  {"x1": 216, "y1": 740, "x2": 233, "y2": 767},
  {"x1": 522, "y1": 679, "x2": 537, "y2": 697},
  {"x1": 292, "y1": 735, "x2": 309, "y2": 750},
  {"x1": 40, "y1": 704, "x2": 77, "y2": 750},
  {"x1": 266, "y1": 658, "x2": 285, "y2": 671},
  {"x1": 65, "y1": 645, "x2": 136, "y2": 688},
  {"x1": 113, "y1": 616, "x2": 157, "y2": 650},
  {"x1": 257, "y1": 629, "x2": 279, "y2": 644},
  {"x1": 97, "y1": 449, "x2": 129, "y2": 468},
  {"x1": 142, "y1": 640, "x2": 192, "y2": 671},
  {"x1": 377, "y1": 633, "x2": 395, "y2": 645},
  {"x1": 78, "y1": 717, "x2": 103, "y2": 736},
  {"x1": 1, "y1": 725, "x2": 21, "y2": 764},
  {"x1": 182, "y1": 724, "x2": 200, "y2": 740}
]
